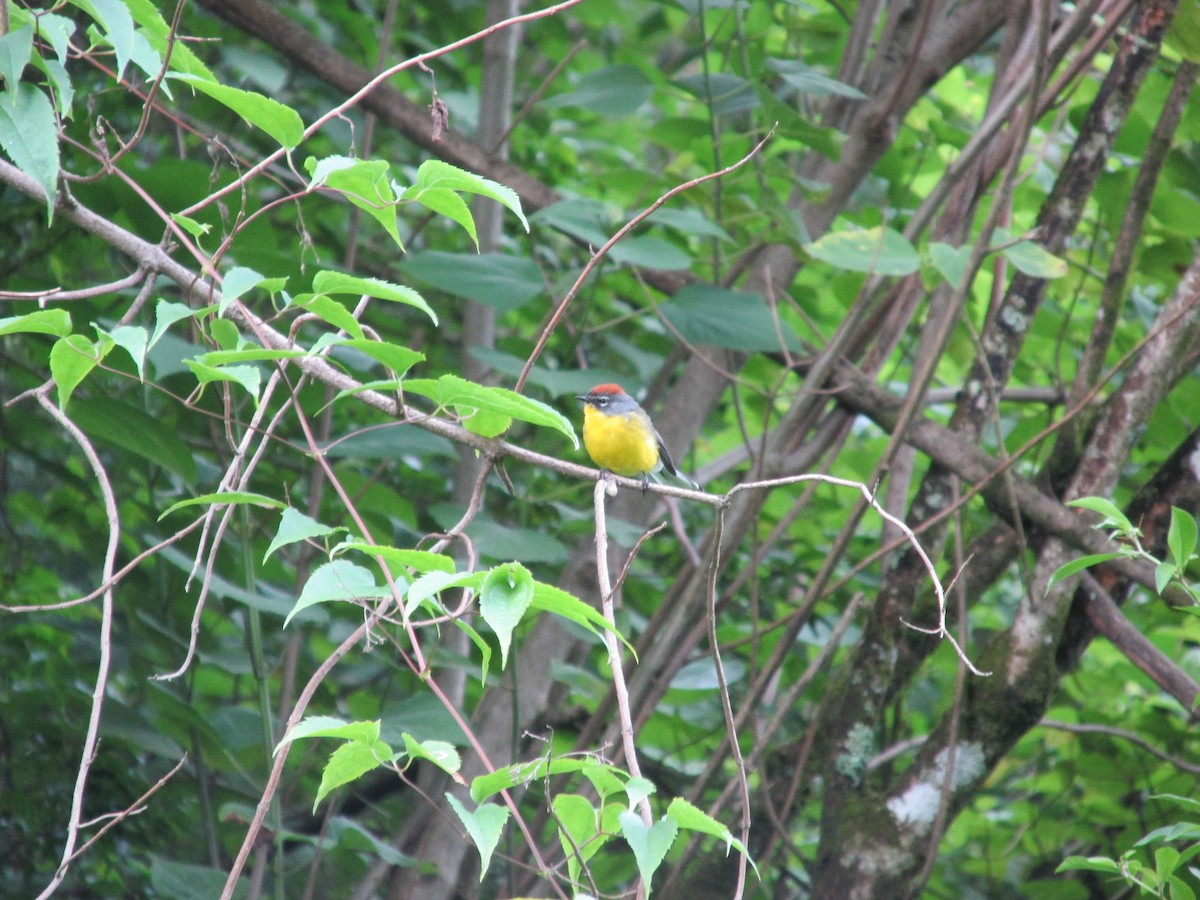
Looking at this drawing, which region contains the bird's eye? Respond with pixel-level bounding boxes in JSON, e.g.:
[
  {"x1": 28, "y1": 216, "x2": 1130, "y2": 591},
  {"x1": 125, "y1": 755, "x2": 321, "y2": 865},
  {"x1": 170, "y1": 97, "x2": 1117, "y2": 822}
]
[{"x1": 596, "y1": 397, "x2": 607, "y2": 407}]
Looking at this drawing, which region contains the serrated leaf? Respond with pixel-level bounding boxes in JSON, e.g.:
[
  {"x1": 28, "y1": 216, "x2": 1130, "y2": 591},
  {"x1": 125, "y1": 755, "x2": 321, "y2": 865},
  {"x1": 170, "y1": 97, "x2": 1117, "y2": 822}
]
[
  {"x1": 402, "y1": 734, "x2": 462, "y2": 777},
  {"x1": 336, "y1": 339, "x2": 425, "y2": 378},
  {"x1": 264, "y1": 508, "x2": 340, "y2": 562},
  {"x1": 404, "y1": 159, "x2": 528, "y2": 233},
  {"x1": 219, "y1": 266, "x2": 286, "y2": 315},
  {"x1": 333, "y1": 541, "x2": 456, "y2": 575},
  {"x1": 446, "y1": 796, "x2": 509, "y2": 880},
  {"x1": 278, "y1": 716, "x2": 381, "y2": 750},
  {"x1": 471, "y1": 756, "x2": 607, "y2": 805},
  {"x1": 403, "y1": 375, "x2": 578, "y2": 446},
  {"x1": 285, "y1": 560, "x2": 388, "y2": 627},
  {"x1": 72, "y1": 0, "x2": 134, "y2": 80},
  {"x1": 0, "y1": 84, "x2": 60, "y2": 224},
  {"x1": 0, "y1": 26, "x2": 33, "y2": 97},
  {"x1": 184, "y1": 360, "x2": 262, "y2": 403},
  {"x1": 101, "y1": 324, "x2": 149, "y2": 380},
  {"x1": 619, "y1": 811, "x2": 677, "y2": 892},
  {"x1": 291, "y1": 294, "x2": 365, "y2": 340},
  {"x1": 666, "y1": 797, "x2": 751, "y2": 860},
  {"x1": 314, "y1": 739, "x2": 391, "y2": 809},
  {"x1": 150, "y1": 300, "x2": 198, "y2": 349},
  {"x1": 479, "y1": 563, "x2": 534, "y2": 669},
  {"x1": 311, "y1": 270, "x2": 436, "y2": 325},
  {"x1": 404, "y1": 570, "x2": 482, "y2": 618},
  {"x1": 305, "y1": 155, "x2": 402, "y2": 248},
  {"x1": 0, "y1": 308, "x2": 72, "y2": 338},
  {"x1": 171, "y1": 73, "x2": 304, "y2": 149},
  {"x1": 49, "y1": 334, "x2": 106, "y2": 408}
]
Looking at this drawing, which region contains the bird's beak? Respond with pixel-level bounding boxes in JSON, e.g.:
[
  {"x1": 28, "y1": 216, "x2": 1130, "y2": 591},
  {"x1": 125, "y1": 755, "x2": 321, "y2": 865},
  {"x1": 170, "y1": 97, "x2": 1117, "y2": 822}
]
[{"x1": 575, "y1": 394, "x2": 587, "y2": 403}]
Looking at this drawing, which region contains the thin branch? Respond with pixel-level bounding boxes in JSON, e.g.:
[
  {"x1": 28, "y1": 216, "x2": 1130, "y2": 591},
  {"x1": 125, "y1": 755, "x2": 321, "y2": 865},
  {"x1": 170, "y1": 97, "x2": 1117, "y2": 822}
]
[{"x1": 33, "y1": 388, "x2": 121, "y2": 900}]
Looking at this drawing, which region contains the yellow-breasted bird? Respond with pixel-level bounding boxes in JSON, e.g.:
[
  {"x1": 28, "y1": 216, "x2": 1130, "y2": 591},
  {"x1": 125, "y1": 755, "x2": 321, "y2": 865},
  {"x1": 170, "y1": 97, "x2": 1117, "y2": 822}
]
[{"x1": 575, "y1": 383, "x2": 697, "y2": 491}]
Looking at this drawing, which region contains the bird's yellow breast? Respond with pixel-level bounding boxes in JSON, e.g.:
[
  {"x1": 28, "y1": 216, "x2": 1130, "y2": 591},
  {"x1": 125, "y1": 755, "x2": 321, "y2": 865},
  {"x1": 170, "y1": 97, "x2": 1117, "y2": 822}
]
[{"x1": 581, "y1": 406, "x2": 660, "y2": 477}]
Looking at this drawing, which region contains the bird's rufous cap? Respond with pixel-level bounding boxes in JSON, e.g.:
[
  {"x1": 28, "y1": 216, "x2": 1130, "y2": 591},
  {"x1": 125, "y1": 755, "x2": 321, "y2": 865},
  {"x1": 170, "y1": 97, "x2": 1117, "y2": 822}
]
[{"x1": 587, "y1": 383, "x2": 626, "y2": 395}]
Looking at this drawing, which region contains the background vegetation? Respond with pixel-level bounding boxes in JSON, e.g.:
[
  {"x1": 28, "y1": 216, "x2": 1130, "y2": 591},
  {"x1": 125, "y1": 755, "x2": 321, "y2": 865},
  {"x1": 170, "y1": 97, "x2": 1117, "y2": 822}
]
[{"x1": 2, "y1": 0, "x2": 1199, "y2": 897}]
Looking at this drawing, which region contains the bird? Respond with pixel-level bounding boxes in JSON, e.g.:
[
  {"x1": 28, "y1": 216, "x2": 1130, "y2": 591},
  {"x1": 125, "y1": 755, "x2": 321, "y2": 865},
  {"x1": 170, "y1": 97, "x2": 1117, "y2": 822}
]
[{"x1": 575, "y1": 383, "x2": 697, "y2": 491}]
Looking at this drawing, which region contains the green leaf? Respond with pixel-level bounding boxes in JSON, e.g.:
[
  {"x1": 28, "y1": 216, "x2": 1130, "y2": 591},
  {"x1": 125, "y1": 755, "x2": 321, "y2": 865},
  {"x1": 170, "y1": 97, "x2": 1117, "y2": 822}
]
[
  {"x1": 0, "y1": 26, "x2": 34, "y2": 97},
  {"x1": 0, "y1": 308, "x2": 72, "y2": 338},
  {"x1": 170, "y1": 73, "x2": 305, "y2": 149},
  {"x1": 71, "y1": 0, "x2": 135, "y2": 79},
  {"x1": 333, "y1": 541, "x2": 457, "y2": 575},
  {"x1": 70, "y1": 396, "x2": 198, "y2": 485},
  {"x1": 315, "y1": 739, "x2": 391, "y2": 810},
  {"x1": 404, "y1": 159, "x2": 528, "y2": 234},
  {"x1": 996, "y1": 228, "x2": 1068, "y2": 278},
  {"x1": 311, "y1": 270, "x2": 437, "y2": 325},
  {"x1": 766, "y1": 58, "x2": 867, "y2": 99},
  {"x1": 410, "y1": 187, "x2": 478, "y2": 248},
  {"x1": 553, "y1": 794, "x2": 609, "y2": 885},
  {"x1": 608, "y1": 234, "x2": 692, "y2": 271},
  {"x1": 150, "y1": 300, "x2": 199, "y2": 349},
  {"x1": 285, "y1": 560, "x2": 389, "y2": 627},
  {"x1": 1067, "y1": 497, "x2": 1137, "y2": 536},
  {"x1": 1056, "y1": 855, "x2": 1123, "y2": 875},
  {"x1": 124, "y1": 0, "x2": 214, "y2": 79},
  {"x1": 305, "y1": 155, "x2": 403, "y2": 248},
  {"x1": 184, "y1": 360, "x2": 262, "y2": 404},
  {"x1": 49, "y1": 333, "x2": 108, "y2": 408},
  {"x1": 471, "y1": 756, "x2": 612, "y2": 805},
  {"x1": 1155, "y1": 561, "x2": 1178, "y2": 596},
  {"x1": 404, "y1": 375, "x2": 578, "y2": 446},
  {"x1": 624, "y1": 777, "x2": 657, "y2": 809},
  {"x1": 928, "y1": 242, "x2": 972, "y2": 287},
  {"x1": 543, "y1": 63, "x2": 654, "y2": 114},
  {"x1": 402, "y1": 251, "x2": 544, "y2": 311},
  {"x1": 337, "y1": 339, "x2": 425, "y2": 378},
  {"x1": 170, "y1": 212, "x2": 210, "y2": 240},
  {"x1": 446, "y1": 796, "x2": 509, "y2": 880},
  {"x1": 530, "y1": 581, "x2": 626, "y2": 647},
  {"x1": 804, "y1": 226, "x2": 920, "y2": 275},
  {"x1": 674, "y1": 71, "x2": 758, "y2": 115},
  {"x1": 0, "y1": 84, "x2": 61, "y2": 224},
  {"x1": 619, "y1": 810, "x2": 678, "y2": 892},
  {"x1": 158, "y1": 491, "x2": 284, "y2": 520},
  {"x1": 291, "y1": 294, "x2": 365, "y2": 340},
  {"x1": 1168, "y1": 507, "x2": 1198, "y2": 569},
  {"x1": 1045, "y1": 552, "x2": 1124, "y2": 593},
  {"x1": 103, "y1": 324, "x2": 150, "y2": 380},
  {"x1": 403, "y1": 570, "x2": 483, "y2": 617},
  {"x1": 401, "y1": 734, "x2": 461, "y2": 777},
  {"x1": 1167, "y1": 0, "x2": 1200, "y2": 62},
  {"x1": 278, "y1": 715, "x2": 382, "y2": 749},
  {"x1": 479, "y1": 563, "x2": 534, "y2": 669},
  {"x1": 264, "y1": 508, "x2": 340, "y2": 562},
  {"x1": 659, "y1": 284, "x2": 804, "y2": 352},
  {"x1": 197, "y1": 348, "x2": 308, "y2": 366},
  {"x1": 218, "y1": 266, "x2": 287, "y2": 315},
  {"x1": 666, "y1": 797, "x2": 751, "y2": 860}
]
